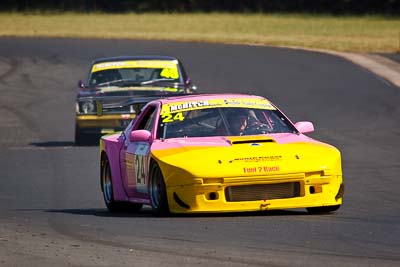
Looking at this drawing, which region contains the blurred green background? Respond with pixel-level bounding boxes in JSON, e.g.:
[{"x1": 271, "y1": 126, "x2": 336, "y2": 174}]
[
  {"x1": 1, "y1": 1, "x2": 399, "y2": 53},
  {"x1": 1, "y1": 0, "x2": 399, "y2": 14}
]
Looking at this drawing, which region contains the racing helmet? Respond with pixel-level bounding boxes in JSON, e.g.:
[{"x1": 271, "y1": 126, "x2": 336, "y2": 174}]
[{"x1": 225, "y1": 108, "x2": 249, "y2": 135}]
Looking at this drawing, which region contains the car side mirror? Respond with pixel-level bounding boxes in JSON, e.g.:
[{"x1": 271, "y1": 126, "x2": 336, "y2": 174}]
[
  {"x1": 78, "y1": 80, "x2": 85, "y2": 88},
  {"x1": 130, "y1": 129, "x2": 151, "y2": 142},
  {"x1": 294, "y1": 121, "x2": 314, "y2": 134}
]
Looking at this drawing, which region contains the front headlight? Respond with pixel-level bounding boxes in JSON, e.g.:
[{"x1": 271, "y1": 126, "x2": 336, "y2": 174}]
[{"x1": 79, "y1": 100, "x2": 96, "y2": 114}]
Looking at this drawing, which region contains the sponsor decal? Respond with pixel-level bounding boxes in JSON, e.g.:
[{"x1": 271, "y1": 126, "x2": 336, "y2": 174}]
[
  {"x1": 161, "y1": 98, "x2": 276, "y2": 115},
  {"x1": 260, "y1": 199, "x2": 271, "y2": 209},
  {"x1": 169, "y1": 100, "x2": 210, "y2": 112},
  {"x1": 223, "y1": 99, "x2": 275, "y2": 110},
  {"x1": 134, "y1": 143, "x2": 149, "y2": 193},
  {"x1": 135, "y1": 155, "x2": 145, "y2": 185},
  {"x1": 160, "y1": 67, "x2": 179, "y2": 79},
  {"x1": 92, "y1": 60, "x2": 178, "y2": 73},
  {"x1": 243, "y1": 165, "x2": 280, "y2": 173},
  {"x1": 231, "y1": 156, "x2": 282, "y2": 163},
  {"x1": 93, "y1": 61, "x2": 125, "y2": 70},
  {"x1": 161, "y1": 112, "x2": 185, "y2": 123},
  {"x1": 98, "y1": 86, "x2": 179, "y2": 93}
]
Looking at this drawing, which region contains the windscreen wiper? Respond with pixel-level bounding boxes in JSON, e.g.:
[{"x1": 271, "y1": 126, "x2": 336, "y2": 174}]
[
  {"x1": 97, "y1": 79, "x2": 141, "y2": 87},
  {"x1": 140, "y1": 78, "x2": 175, "y2": 85}
]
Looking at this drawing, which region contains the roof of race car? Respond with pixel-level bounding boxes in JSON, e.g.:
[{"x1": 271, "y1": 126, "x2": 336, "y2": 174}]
[{"x1": 92, "y1": 55, "x2": 179, "y2": 65}]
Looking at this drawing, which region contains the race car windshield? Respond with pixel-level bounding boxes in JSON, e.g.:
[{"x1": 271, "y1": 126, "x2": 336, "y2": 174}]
[
  {"x1": 89, "y1": 67, "x2": 181, "y2": 87},
  {"x1": 157, "y1": 107, "x2": 298, "y2": 139}
]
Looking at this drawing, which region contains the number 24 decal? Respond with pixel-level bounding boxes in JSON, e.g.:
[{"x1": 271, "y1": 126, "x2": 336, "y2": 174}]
[{"x1": 161, "y1": 112, "x2": 185, "y2": 123}]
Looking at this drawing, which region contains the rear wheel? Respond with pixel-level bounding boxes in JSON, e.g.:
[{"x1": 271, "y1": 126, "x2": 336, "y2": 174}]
[
  {"x1": 149, "y1": 162, "x2": 169, "y2": 216},
  {"x1": 307, "y1": 205, "x2": 341, "y2": 214},
  {"x1": 101, "y1": 157, "x2": 142, "y2": 212}
]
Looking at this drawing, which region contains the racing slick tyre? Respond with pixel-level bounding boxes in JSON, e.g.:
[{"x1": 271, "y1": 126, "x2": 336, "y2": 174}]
[
  {"x1": 75, "y1": 124, "x2": 102, "y2": 146},
  {"x1": 149, "y1": 162, "x2": 169, "y2": 216},
  {"x1": 74, "y1": 124, "x2": 86, "y2": 146},
  {"x1": 101, "y1": 157, "x2": 143, "y2": 213},
  {"x1": 306, "y1": 205, "x2": 341, "y2": 214}
]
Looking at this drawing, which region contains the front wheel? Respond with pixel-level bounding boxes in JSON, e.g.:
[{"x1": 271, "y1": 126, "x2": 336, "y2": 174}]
[
  {"x1": 74, "y1": 124, "x2": 85, "y2": 146},
  {"x1": 149, "y1": 162, "x2": 169, "y2": 216},
  {"x1": 307, "y1": 205, "x2": 341, "y2": 214},
  {"x1": 75, "y1": 124, "x2": 102, "y2": 146},
  {"x1": 101, "y1": 157, "x2": 142, "y2": 212}
]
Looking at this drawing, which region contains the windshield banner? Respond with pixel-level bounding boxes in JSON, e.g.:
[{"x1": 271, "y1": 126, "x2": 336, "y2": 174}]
[
  {"x1": 161, "y1": 98, "x2": 276, "y2": 115},
  {"x1": 92, "y1": 60, "x2": 178, "y2": 73}
]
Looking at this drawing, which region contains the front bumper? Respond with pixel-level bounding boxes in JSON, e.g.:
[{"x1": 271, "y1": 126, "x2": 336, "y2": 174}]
[
  {"x1": 76, "y1": 114, "x2": 135, "y2": 134},
  {"x1": 166, "y1": 174, "x2": 343, "y2": 213}
]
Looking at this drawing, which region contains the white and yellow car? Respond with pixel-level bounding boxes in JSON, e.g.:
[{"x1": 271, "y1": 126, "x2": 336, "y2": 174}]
[{"x1": 75, "y1": 55, "x2": 196, "y2": 145}]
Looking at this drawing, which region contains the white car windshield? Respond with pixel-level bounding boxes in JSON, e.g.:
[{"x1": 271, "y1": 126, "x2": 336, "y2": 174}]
[{"x1": 89, "y1": 67, "x2": 181, "y2": 87}]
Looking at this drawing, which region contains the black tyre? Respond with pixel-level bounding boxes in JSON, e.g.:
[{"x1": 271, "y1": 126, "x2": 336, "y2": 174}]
[
  {"x1": 149, "y1": 162, "x2": 169, "y2": 216},
  {"x1": 74, "y1": 124, "x2": 85, "y2": 146},
  {"x1": 101, "y1": 157, "x2": 142, "y2": 213},
  {"x1": 75, "y1": 125, "x2": 82, "y2": 146},
  {"x1": 307, "y1": 205, "x2": 341, "y2": 214},
  {"x1": 75, "y1": 124, "x2": 102, "y2": 146}
]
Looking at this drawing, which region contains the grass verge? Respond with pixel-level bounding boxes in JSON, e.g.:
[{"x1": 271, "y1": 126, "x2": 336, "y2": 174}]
[{"x1": 1, "y1": 12, "x2": 399, "y2": 53}]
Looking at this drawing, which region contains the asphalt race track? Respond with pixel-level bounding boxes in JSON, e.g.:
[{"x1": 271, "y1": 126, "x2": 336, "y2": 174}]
[{"x1": 0, "y1": 37, "x2": 399, "y2": 267}]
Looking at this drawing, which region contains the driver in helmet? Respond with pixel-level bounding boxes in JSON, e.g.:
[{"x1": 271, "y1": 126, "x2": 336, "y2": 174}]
[
  {"x1": 225, "y1": 109, "x2": 249, "y2": 136},
  {"x1": 225, "y1": 108, "x2": 273, "y2": 136}
]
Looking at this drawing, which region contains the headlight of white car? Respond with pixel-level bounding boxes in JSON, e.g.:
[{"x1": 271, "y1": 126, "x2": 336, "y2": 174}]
[{"x1": 80, "y1": 100, "x2": 96, "y2": 114}]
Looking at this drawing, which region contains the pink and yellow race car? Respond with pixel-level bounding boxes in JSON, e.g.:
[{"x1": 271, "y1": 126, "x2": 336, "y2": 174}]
[{"x1": 100, "y1": 94, "x2": 344, "y2": 215}]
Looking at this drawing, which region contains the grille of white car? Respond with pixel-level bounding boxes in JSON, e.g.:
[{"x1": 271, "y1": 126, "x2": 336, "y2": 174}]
[
  {"x1": 225, "y1": 182, "x2": 300, "y2": 202},
  {"x1": 102, "y1": 104, "x2": 135, "y2": 114}
]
